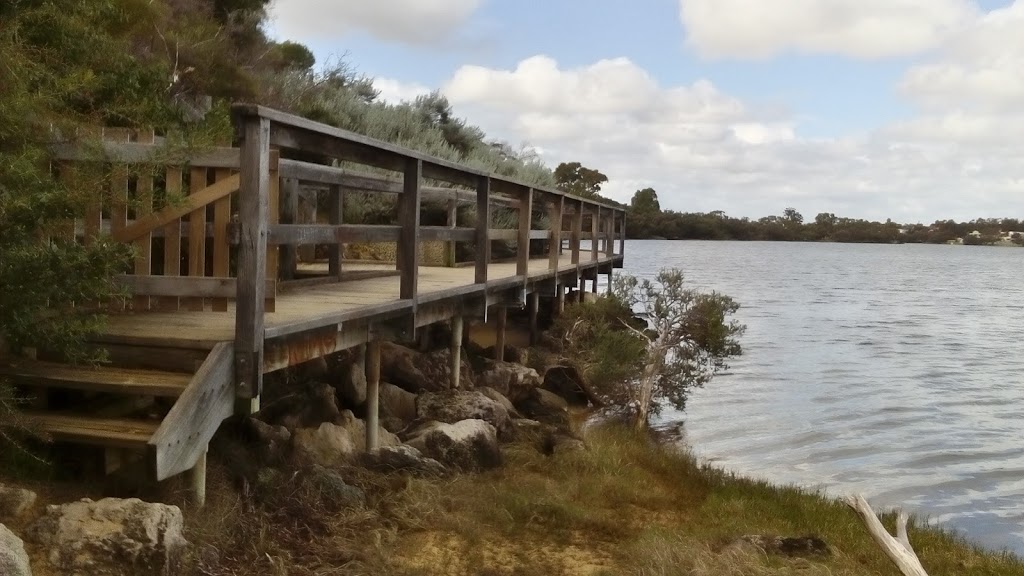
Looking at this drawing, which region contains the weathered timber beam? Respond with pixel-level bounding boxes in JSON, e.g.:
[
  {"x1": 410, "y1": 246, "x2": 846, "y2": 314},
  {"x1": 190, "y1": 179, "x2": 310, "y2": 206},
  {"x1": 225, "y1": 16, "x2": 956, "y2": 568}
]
[
  {"x1": 257, "y1": 224, "x2": 401, "y2": 246},
  {"x1": 113, "y1": 275, "x2": 276, "y2": 298},
  {"x1": 419, "y1": 227, "x2": 475, "y2": 242},
  {"x1": 112, "y1": 174, "x2": 240, "y2": 243},
  {"x1": 488, "y1": 229, "x2": 518, "y2": 241},
  {"x1": 232, "y1": 104, "x2": 628, "y2": 212},
  {"x1": 51, "y1": 143, "x2": 279, "y2": 170},
  {"x1": 150, "y1": 342, "x2": 234, "y2": 481}
]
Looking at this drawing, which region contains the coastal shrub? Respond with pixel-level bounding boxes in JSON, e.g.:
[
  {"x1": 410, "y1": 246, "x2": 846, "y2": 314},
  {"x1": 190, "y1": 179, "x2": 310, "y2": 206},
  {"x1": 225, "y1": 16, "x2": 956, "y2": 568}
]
[{"x1": 556, "y1": 269, "x2": 744, "y2": 429}]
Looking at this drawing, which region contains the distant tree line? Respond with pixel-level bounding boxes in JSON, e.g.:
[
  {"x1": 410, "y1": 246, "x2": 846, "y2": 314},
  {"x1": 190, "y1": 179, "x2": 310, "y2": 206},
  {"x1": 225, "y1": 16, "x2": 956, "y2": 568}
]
[{"x1": 624, "y1": 189, "x2": 1024, "y2": 245}]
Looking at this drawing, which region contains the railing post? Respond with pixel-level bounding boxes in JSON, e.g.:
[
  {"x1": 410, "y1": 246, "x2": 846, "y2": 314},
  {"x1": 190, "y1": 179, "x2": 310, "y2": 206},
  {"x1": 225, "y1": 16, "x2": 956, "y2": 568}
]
[
  {"x1": 328, "y1": 184, "x2": 343, "y2": 280},
  {"x1": 446, "y1": 199, "x2": 457, "y2": 267},
  {"x1": 517, "y1": 187, "x2": 533, "y2": 278},
  {"x1": 398, "y1": 158, "x2": 422, "y2": 300},
  {"x1": 591, "y1": 205, "x2": 600, "y2": 262},
  {"x1": 548, "y1": 194, "x2": 563, "y2": 271},
  {"x1": 234, "y1": 115, "x2": 270, "y2": 404},
  {"x1": 571, "y1": 200, "x2": 582, "y2": 266},
  {"x1": 475, "y1": 176, "x2": 491, "y2": 284},
  {"x1": 606, "y1": 212, "x2": 615, "y2": 257},
  {"x1": 280, "y1": 177, "x2": 299, "y2": 280},
  {"x1": 619, "y1": 212, "x2": 626, "y2": 257}
]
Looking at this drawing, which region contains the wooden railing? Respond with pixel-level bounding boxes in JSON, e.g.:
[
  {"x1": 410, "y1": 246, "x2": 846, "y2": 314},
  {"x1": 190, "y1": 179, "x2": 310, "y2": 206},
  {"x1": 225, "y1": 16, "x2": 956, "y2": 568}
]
[
  {"x1": 230, "y1": 105, "x2": 626, "y2": 399},
  {"x1": 51, "y1": 128, "x2": 280, "y2": 313}
]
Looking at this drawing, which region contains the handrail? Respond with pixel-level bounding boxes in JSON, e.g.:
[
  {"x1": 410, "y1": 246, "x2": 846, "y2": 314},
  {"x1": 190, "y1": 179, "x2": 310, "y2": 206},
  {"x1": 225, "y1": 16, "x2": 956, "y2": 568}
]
[{"x1": 232, "y1": 103, "x2": 627, "y2": 214}]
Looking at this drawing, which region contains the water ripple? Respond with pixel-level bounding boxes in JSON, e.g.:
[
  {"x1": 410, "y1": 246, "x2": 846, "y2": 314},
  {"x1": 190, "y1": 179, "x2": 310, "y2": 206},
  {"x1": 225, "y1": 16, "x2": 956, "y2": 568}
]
[{"x1": 631, "y1": 241, "x2": 1024, "y2": 555}]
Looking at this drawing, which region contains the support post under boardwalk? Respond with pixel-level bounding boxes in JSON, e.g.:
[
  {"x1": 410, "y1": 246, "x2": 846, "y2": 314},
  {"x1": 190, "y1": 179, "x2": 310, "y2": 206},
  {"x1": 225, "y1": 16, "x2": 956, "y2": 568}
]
[
  {"x1": 528, "y1": 291, "x2": 540, "y2": 345},
  {"x1": 365, "y1": 340, "x2": 381, "y2": 451},
  {"x1": 557, "y1": 284, "x2": 566, "y2": 313},
  {"x1": 450, "y1": 316, "x2": 464, "y2": 389},
  {"x1": 591, "y1": 276, "x2": 599, "y2": 294},
  {"x1": 188, "y1": 449, "x2": 207, "y2": 507},
  {"x1": 494, "y1": 307, "x2": 507, "y2": 361},
  {"x1": 234, "y1": 115, "x2": 270, "y2": 402}
]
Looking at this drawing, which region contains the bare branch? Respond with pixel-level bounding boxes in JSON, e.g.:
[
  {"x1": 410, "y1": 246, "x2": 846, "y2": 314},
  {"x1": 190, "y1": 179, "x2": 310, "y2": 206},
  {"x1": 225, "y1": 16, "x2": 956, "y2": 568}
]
[{"x1": 846, "y1": 494, "x2": 929, "y2": 576}]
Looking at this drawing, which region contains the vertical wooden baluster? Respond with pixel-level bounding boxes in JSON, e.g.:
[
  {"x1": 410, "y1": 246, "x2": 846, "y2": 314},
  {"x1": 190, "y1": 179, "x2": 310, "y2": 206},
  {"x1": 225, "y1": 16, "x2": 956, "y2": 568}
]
[
  {"x1": 212, "y1": 168, "x2": 232, "y2": 311},
  {"x1": 571, "y1": 200, "x2": 583, "y2": 267},
  {"x1": 105, "y1": 128, "x2": 131, "y2": 311},
  {"x1": 591, "y1": 205, "x2": 601, "y2": 262},
  {"x1": 265, "y1": 170, "x2": 279, "y2": 313},
  {"x1": 398, "y1": 159, "x2": 422, "y2": 301},
  {"x1": 133, "y1": 129, "x2": 155, "y2": 311},
  {"x1": 160, "y1": 167, "x2": 183, "y2": 311},
  {"x1": 186, "y1": 167, "x2": 208, "y2": 311}
]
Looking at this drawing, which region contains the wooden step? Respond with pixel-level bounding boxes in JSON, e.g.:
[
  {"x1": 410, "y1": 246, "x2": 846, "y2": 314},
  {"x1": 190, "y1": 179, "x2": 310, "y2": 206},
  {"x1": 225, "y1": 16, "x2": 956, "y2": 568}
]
[
  {"x1": 17, "y1": 413, "x2": 160, "y2": 449},
  {"x1": 0, "y1": 360, "x2": 190, "y2": 397}
]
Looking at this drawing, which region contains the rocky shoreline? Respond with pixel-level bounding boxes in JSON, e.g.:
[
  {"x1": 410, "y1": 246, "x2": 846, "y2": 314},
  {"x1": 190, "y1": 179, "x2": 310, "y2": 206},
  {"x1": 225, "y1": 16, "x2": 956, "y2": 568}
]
[{"x1": 0, "y1": 318, "x2": 591, "y2": 575}]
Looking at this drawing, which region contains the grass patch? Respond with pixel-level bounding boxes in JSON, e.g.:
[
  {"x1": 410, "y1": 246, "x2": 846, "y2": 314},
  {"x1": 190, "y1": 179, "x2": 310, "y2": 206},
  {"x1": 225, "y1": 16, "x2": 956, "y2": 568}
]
[{"x1": 178, "y1": 424, "x2": 1024, "y2": 575}]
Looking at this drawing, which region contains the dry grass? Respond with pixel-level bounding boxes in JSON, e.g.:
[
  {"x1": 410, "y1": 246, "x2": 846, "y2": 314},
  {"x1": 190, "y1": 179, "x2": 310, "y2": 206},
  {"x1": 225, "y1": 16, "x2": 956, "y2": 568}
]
[{"x1": 181, "y1": 425, "x2": 1024, "y2": 576}]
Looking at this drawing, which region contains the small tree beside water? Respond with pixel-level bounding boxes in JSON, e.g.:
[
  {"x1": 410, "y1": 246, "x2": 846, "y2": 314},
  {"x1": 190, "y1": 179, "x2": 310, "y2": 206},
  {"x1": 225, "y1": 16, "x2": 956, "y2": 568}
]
[{"x1": 557, "y1": 268, "x2": 745, "y2": 429}]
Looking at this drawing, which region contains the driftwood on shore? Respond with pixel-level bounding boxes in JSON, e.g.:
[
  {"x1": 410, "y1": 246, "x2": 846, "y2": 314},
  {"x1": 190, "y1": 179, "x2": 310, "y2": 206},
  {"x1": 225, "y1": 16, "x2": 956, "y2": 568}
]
[{"x1": 846, "y1": 494, "x2": 929, "y2": 576}]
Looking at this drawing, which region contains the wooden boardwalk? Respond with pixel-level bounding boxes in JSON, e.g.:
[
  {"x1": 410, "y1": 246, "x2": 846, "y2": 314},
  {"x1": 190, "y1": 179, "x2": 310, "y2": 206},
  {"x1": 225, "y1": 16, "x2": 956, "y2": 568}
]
[
  {"x1": 99, "y1": 251, "x2": 607, "y2": 349},
  {"x1": 3, "y1": 105, "x2": 626, "y2": 504}
]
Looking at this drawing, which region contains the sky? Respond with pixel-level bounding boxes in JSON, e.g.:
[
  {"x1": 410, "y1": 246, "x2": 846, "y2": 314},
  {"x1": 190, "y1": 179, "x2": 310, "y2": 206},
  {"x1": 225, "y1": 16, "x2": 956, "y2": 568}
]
[{"x1": 268, "y1": 0, "x2": 1024, "y2": 223}]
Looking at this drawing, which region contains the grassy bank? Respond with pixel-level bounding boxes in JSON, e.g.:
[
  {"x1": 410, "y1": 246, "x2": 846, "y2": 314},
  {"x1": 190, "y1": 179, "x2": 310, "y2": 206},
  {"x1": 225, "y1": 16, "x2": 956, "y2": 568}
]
[{"x1": 185, "y1": 424, "x2": 1024, "y2": 576}]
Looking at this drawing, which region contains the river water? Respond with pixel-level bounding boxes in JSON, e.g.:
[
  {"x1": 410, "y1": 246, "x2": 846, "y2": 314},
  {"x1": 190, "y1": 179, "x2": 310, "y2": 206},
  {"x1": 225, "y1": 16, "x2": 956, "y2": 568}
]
[{"x1": 621, "y1": 240, "x2": 1024, "y2": 553}]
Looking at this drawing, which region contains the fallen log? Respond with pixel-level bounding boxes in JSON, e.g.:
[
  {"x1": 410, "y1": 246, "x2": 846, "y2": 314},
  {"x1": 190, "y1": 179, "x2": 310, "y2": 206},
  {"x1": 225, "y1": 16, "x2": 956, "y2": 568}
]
[{"x1": 846, "y1": 494, "x2": 929, "y2": 576}]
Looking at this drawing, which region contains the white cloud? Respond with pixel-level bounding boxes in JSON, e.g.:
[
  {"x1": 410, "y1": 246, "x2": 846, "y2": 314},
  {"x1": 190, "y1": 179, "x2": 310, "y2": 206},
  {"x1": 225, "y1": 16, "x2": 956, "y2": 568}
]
[
  {"x1": 270, "y1": 0, "x2": 482, "y2": 45},
  {"x1": 678, "y1": 0, "x2": 977, "y2": 59},
  {"x1": 373, "y1": 78, "x2": 432, "y2": 104},
  {"x1": 440, "y1": 55, "x2": 1024, "y2": 222},
  {"x1": 900, "y1": 2, "x2": 1024, "y2": 112}
]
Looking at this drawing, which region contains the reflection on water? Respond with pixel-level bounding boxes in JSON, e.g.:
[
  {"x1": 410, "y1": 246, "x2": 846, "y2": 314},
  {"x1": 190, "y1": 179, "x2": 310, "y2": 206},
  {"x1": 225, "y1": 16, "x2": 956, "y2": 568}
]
[{"x1": 622, "y1": 240, "x2": 1024, "y2": 553}]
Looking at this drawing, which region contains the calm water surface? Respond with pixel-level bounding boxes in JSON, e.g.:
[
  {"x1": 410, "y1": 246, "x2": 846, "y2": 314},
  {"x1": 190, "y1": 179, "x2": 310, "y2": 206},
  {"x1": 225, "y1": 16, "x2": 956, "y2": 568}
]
[{"x1": 623, "y1": 240, "x2": 1024, "y2": 553}]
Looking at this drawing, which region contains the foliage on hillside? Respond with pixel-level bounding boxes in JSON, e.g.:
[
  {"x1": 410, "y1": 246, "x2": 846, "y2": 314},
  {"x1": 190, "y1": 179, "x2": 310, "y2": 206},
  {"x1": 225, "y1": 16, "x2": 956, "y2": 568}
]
[{"x1": 0, "y1": 0, "x2": 560, "y2": 365}]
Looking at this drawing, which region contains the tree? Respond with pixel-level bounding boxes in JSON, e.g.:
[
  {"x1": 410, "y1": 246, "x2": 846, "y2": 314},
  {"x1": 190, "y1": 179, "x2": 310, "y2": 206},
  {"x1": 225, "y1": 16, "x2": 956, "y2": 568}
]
[
  {"x1": 630, "y1": 188, "x2": 661, "y2": 214},
  {"x1": 554, "y1": 162, "x2": 609, "y2": 200},
  {"x1": 783, "y1": 207, "x2": 804, "y2": 226},
  {"x1": 557, "y1": 269, "x2": 744, "y2": 430}
]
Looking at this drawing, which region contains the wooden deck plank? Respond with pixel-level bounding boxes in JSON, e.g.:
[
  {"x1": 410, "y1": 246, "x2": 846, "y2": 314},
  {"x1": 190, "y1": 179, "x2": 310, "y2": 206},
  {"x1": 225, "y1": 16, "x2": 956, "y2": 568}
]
[
  {"x1": 0, "y1": 361, "x2": 190, "y2": 397},
  {"x1": 19, "y1": 413, "x2": 160, "y2": 449},
  {"x1": 97, "y1": 251, "x2": 612, "y2": 349}
]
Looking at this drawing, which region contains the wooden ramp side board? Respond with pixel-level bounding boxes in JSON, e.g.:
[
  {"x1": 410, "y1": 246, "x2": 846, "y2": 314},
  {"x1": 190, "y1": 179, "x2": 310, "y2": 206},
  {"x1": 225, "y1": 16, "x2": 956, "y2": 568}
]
[
  {"x1": 0, "y1": 361, "x2": 191, "y2": 397},
  {"x1": 20, "y1": 413, "x2": 160, "y2": 450},
  {"x1": 150, "y1": 342, "x2": 235, "y2": 481}
]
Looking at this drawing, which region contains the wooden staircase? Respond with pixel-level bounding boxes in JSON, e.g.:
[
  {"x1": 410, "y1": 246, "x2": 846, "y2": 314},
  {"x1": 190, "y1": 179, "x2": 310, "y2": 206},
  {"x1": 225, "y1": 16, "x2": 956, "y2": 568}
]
[{"x1": 0, "y1": 342, "x2": 235, "y2": 500}]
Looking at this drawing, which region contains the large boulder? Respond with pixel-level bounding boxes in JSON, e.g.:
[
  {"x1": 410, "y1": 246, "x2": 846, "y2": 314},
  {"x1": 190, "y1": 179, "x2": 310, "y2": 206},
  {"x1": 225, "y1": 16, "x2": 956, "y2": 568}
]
[
  {"x1": 403, "y1": 420, "x2": 502, "y2": 472},
  {"x1": 476, "y1": 387, "x2": 522, "y2": 419},
  {"x1": 0, "y1": 523, "x2": 31, "y2": 576},
  {"x1": 292, "y1": 411, "x2": 399, "y2": 467},
  {"x1": 476, "y1": 361, "x2": 542, "y2": 403},
  {"x1": 515, "y1": 388, "x2": 571, "y2": 431},
  {"x1": 246, "y1": 418, "x2": 291, "y2": 465},
  {"x1": 380, "y1": 342, "x2": 473, "y2": 394},
  {"x1": 360, "y1": 445, "x2": 449, "y2": 477},
  {"x1": 379, "y1": 382, "x2": 417, "y2": 423},
  {"x1": 258, "y1": 382, "x2": 341, "y2": 430},
  {"x1": 542, "y1": 365, "x2": 591, "y2": 407},
  {"x1": 305, "y1": 466, "x2": 366, "y2": 510},
  {"x1": 28, "y1": 498, "x2": 187, "y2": 576},
  {"x1": 416, "y1": 391, "x2": 511, "y2": 438},
  {"x1": 0, "y1": 484, "x2": 37, "y2": 520},
  {"x1": 335, "y1": 354, "x2": 367, "y2": 408}
]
